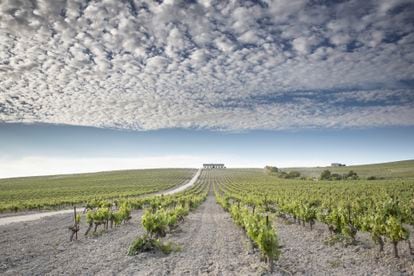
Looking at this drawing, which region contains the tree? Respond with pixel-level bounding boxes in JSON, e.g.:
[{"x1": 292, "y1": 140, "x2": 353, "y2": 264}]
[
  {"x1": 344, "y1": 170, "x2": 359, "y2": 180},
  {"x1": 287, "y1": 171, "x2": 301, "y2": 178},
  {"x1": 320, "y1": 170, "x2": 331, "y2": 180},
  {"x1": 278, "y1": 171, "x2": 288, "y2": 178},
  {"x1": 265, "y1": 166, "x2": 278, "y2": 174}
]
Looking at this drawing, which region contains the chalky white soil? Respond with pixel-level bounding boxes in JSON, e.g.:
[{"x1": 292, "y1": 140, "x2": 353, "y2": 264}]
[{"x1": 275, "y1": 219, "x2": 414, "y2": 275}]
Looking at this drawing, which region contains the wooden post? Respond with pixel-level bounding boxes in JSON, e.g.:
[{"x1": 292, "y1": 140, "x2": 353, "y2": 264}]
[
  {"x1": 407, "y1": 240, "x2": 413, "y2": 255},
  {"x1": 74, "y1": 207, "x2": 78, "y2": 240},
  {"x1": 69, "y1": 206, "x2": 80, "y2": 241},
  {"x1": 393, "y1": 241, "x2": 399, "y2": 258}
]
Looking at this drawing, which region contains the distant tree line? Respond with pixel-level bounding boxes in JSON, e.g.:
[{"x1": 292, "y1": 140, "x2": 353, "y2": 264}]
[
  {"x1": 266, "y1": 166, "x2": 383, "y2": 181},
  {"x1": 320, "y1": 170, "x2": 359, "y2": 180},
  {"x1": 264, "y1": 166, "x2": 279, "y2": 174},
  {"x1": 264, "y1": 166, "x2": 302, "y2": 179}
]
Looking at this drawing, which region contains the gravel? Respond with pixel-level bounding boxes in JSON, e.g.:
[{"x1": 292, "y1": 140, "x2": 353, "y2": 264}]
[
  {"x1": 274, "y1": 218, "x2": 414, "y2": 275},
  {"x1": 1, "y1": 209, "x2": 144, "y2": 275}
]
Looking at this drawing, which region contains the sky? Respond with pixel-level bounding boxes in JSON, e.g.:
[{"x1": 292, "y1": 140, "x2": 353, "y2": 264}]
[
  {"x1": 0, "y1": 123, "x2": 413, "y2": 178},
  {"x1": 0, "y1": 0, "x2": 413, "y2": 178}
]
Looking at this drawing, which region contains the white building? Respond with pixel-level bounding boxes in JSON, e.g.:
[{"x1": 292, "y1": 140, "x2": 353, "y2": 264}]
[{"x1": 203, "y1": 163, "x2": 225, "y2": 169}]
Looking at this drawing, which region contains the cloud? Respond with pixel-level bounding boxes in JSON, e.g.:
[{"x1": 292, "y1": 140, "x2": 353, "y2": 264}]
[{"x1": 0, "y1": 0, "x2": 413, "y2": 131}]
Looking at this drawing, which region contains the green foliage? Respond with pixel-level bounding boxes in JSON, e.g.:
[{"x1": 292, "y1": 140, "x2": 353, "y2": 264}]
[
  {"x1": 127, "y1": 235, "x2": 180, "y2": 255},
  {"x1": 265, "y1": 166, "x2": 279, "y2": 174},
  {"x1": 320, "y1": 170, "x2": 332, "y2": 180},
  {"x1": 216, "y1": 191, "x2": 280, "y2": 264},
  {"x1": 320, "y1": 170, "x2": 359, "y2": 181},
  {"x1": 385, "y1": 216, "x2": 408, "y2": 242},
  {"x1": 84, "y1": 199, "x2": 132, "y2": 235},
  {"x1": 256, "y1": 223, "x2": 280, "y2": 261},
  {"x1": 86, "y1": 210, "x2": 94, "y2": 224},
  {"x1": 117, "y1": 202, "x2": 131, "y2": 222},
  {"x1": 344, "y1": 170, "x2": 359, "y2": 180},
  {"x1": 141, "y1": 192, "x2": 207, "y2": 239},
  {"x1": 287, "y1": 171, "x2": 301, "y2": 178},
  {"x1": 174, "y1": 204, "x2": 190, "y2": 220},
  {"x1": 360, "y1": 212, "x2": 386, "y2": 246},
  {"x1": 278, "y1": 171, "x2": 301, "y2": 179},
  {"x1": 142, "y1": 209, "x2": 169, "y2": 238},
  {"x1": 128, "y1": 235, "x2": 152, "y2": 255},
  {"x1": 75, "y1": 214, "x2": 81, "y2": 224}
]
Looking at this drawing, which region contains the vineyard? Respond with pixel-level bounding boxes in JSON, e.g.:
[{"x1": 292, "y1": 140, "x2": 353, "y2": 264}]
[
  {"x1": 1, "y1": 166, "x2": 414, "y2": 275},
  {"x1": 213, "y1": 169, "x2": 414, "y2": 269},
  {"x1": 0, "y1": 168, "x2": 195, "y2": 212}
]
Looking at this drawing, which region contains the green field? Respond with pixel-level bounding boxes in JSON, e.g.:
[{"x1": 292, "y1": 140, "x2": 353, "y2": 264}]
[
  {"x1": 1, "y1": 160, "x2": 412, "y2": 213},
  {"x1": 280, "y1": 159, "x2": 414, "y2": 178},
  {"x1": 0, "y1": 169, "x2": 195, "y2": 212}
]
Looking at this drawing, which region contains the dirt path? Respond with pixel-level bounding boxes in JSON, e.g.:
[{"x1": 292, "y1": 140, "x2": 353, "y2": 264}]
[
  {"x1": 157, "y1": 168, "x2": 201, "y2": 195},
  {"x1": 120, "y1": 193, "x2": 264, "y2": 275},
  {"x1": 0, "y1": 208, "x2": 87, "y2": 226}
]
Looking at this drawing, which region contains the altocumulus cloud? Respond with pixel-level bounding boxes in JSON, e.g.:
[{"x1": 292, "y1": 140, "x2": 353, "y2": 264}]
[{"x1": 0, "y1": 0, "x2": 413, "y2": 130}]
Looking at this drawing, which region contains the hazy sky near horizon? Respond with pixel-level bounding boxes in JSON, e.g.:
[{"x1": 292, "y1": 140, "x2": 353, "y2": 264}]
[
  {"x1": 0, "y1": 123, "x2": 413, "y2": 178},
  {"x1": 0, "y1": 0, "x2": 413, "y2": 177}
]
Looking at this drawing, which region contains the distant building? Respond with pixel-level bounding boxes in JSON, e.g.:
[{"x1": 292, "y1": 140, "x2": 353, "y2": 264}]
[
  {"x1": 331, "y1": 163, "x2": 346, "y2": 167},
  {"x1": 203, "y1": 163, "x2": 225, "y2": 169}
]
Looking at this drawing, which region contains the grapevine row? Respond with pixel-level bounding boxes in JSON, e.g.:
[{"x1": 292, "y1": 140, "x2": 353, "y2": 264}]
[
  {"x1": 127, "y1": 169, "x2": 210, "y2": 255},
  {"x1": 212, "y1": 171, "x2": 280, "y2": 272}
]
